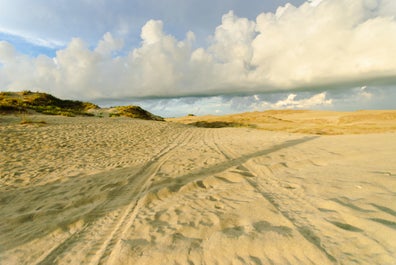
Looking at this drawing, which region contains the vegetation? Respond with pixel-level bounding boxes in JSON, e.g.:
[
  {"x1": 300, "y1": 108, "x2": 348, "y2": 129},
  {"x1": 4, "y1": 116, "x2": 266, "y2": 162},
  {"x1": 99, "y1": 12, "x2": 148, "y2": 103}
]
[
  {"x1": 189, "y1": 121, "x2": 250, "y2": 128},
  {"x1": 110, "y1": 105, "x2": 164, "y2": 121},
  {"x1": 20, "y1": 116, "x2": 47, "y2": 125},
  {"x1": 0, "y1": 91, "x2": 99, "y2": 116},
  {"x1": 0, "y1": 91, "x2": 165, "y2": 122}
]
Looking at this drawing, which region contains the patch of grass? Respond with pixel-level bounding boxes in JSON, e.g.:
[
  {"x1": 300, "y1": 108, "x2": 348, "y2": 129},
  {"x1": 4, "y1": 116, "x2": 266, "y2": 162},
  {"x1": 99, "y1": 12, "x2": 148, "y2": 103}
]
[
  {"x1": 188, "y1": 121, "x2": 255, "y2": 128},
  {"x1": 109, "y1": 112, "x2": 120, "y2": 118},
  {"x1": 0, "y1": 91, "x2": 99, "y2": 116},
  {"x1": 19, "y1": 115, "x2": 47, "y2": 125},
  {"x1": 20, "y1": 119, "x2": 47, "y2": 125},
  {"x1": 111, "y1": 105, "x2": 164, "y2": 121}
]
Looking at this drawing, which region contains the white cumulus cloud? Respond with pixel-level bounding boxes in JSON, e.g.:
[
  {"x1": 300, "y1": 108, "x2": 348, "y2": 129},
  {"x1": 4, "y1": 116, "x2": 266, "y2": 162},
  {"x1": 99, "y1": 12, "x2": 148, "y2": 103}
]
[
  {"x1": 269, "y1": 93, "x2": 333, "y2": 109},
  {"x1": 0, "y1": 0, "x2": 395, "y2": 102}
]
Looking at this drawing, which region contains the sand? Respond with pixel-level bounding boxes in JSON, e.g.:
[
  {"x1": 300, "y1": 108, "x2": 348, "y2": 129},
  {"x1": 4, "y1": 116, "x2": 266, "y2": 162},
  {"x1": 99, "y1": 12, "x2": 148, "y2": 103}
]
[
  {"x1": 1, "y1": 114, "x2": 395, "y2": 264},
  {"x1": 169, "y1": 110, "x2": 396, "y2": 135}
]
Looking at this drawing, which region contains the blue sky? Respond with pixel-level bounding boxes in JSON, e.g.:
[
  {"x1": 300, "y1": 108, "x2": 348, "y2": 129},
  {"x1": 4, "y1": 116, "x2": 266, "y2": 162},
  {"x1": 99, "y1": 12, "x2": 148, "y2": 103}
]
[
  {"x1": 0, "y1": 0, "x2": 395, "y2": 116},
  {"x1": 0, "y1": 0, "x2": 305, "y2": 54}
]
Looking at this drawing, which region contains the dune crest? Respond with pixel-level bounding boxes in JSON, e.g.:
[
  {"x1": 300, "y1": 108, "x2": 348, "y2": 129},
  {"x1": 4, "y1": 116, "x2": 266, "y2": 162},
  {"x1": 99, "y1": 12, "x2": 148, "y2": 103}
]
[{"x1": 169, "y1": 110, "x2": 396, "y2": 135}]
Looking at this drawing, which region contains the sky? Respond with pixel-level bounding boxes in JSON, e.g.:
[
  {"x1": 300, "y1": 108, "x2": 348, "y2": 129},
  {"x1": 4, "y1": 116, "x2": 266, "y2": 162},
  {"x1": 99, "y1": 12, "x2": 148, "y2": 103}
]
[{"x1": 0, "y1": 0, "x2": 395, "y2": 117}]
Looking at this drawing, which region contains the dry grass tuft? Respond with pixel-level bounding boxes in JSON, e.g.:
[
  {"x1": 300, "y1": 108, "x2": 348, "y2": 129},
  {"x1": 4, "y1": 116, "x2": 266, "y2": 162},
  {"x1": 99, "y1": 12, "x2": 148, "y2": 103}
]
[{"x1": 0, "y1": 91, "x2": 98, "y2": 116}]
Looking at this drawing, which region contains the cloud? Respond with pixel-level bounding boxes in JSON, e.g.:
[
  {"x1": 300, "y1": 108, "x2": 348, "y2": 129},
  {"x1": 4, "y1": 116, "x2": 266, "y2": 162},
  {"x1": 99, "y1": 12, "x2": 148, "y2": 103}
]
[
  {"x1": 99, "y1": 86, "x2": 393, "y2": 117},
  {"x1": 95, "y1": 32, "x2": 124, "y2": 57},
  {"x1": 0, "y1": 0, "x2": 298, "y2": 50},
  {"x1": 250, "y1": 0, "x2": 396, "y2": 89},
  {"x1": 0, "y1": 0, "x2": 395, "y2": 103},
  {"x1": 358, "y1": 86, "x2": 373, "y2": 100},
  {"x1": 128, "y1": 92, "x2": 333, "y2": 117},
  {"x1": 0, "y1": 0, "x2": 136, "y2": 48},
  {"x1": 264, "y1": 93, "x2": 333, "y2": 109}
]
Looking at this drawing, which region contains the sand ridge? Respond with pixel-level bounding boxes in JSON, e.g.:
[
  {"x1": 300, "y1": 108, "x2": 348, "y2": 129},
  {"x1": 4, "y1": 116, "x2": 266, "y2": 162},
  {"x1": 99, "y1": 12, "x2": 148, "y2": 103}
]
[
  {"x1": 168, "y1": 109, "x2": 396, "y2": 135},
  {"x1": 1, "y1": 115, "x2": 396, "y2": 264}
]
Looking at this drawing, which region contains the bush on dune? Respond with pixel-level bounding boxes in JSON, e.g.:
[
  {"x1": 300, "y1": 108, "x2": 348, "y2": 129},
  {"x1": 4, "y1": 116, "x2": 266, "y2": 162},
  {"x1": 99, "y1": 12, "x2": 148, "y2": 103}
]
[
  {"x1": 110, "y1": 105, "x2": 164, "y2": 121},
  {"x1": 0, "y1": 91, "x2": 98, "y2": 116}
]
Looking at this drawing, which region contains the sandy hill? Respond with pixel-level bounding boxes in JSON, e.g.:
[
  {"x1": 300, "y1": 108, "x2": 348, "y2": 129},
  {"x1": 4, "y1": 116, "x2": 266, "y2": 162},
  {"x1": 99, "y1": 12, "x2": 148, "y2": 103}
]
[
  {"x1": 0, "y1": 91, "x2": 164, "y2": 121},
  {"x1": 168, "y1": 109, "x2": 396, "y2": 135},
  {"x1": 107, "y1": 106, "x2": 164, "y2": 121},
  {"x1": 0, "y1": 91, "x2": 99, "y2": 116}
]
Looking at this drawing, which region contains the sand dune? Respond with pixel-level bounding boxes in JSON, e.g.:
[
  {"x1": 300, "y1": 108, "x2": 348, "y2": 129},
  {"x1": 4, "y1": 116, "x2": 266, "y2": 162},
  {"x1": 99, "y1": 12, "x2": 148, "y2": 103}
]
[
  {"x1": 1, "y1": 114, "x2": 395, "y2": 264},
  {"x1": 169, "y1": 110, "x2": 396, "y2": 135}
]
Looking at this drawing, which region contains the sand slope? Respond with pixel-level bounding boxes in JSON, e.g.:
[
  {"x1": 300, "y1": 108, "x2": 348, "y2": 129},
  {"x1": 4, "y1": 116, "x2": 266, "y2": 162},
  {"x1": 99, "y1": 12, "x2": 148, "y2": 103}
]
[
  {"x1": 1, "y1": 115, "x2": 395, "y2": 264},
  {"x1": 169, "y1": 110, "x2": 396, "y2": 135}
]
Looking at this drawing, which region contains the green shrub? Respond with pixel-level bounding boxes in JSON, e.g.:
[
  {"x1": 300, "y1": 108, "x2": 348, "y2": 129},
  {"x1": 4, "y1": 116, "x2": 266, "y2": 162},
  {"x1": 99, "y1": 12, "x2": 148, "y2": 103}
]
[{"x1": 0, "y1": 91, "x2": 99, "y2": 116}]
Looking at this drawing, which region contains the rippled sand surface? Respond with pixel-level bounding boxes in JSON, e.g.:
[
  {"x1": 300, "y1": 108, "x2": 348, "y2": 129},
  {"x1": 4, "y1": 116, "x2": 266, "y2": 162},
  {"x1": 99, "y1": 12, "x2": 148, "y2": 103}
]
[{"x1": 1, "y1": 115, "x2": 395, "y2": 264}]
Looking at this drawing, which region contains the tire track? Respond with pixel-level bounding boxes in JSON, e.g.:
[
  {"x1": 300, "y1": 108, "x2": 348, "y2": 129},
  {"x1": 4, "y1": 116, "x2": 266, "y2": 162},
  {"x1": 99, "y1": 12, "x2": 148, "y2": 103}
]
[
  {"x1": 95, "y1": 129, "x2": 195, "y2": 265},
  {"x1": 202, "y1": 128, "x2": 228, "y2": 159},
  {"x1": 146, "y1": 131, "x2": 316, "y2": 201},
  {"x1": 209, "y1": 130, "x2": 339, "y2": 263},
  {"x1": 36, "y1": 128, "x2": 194, "y2": 265}
]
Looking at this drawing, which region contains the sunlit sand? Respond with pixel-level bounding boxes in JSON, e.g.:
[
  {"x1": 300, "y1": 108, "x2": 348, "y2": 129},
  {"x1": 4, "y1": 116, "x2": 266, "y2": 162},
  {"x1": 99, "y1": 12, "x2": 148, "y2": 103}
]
[{"x1": 1, "y1": 112, "x2": 395, "y2": 264}]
